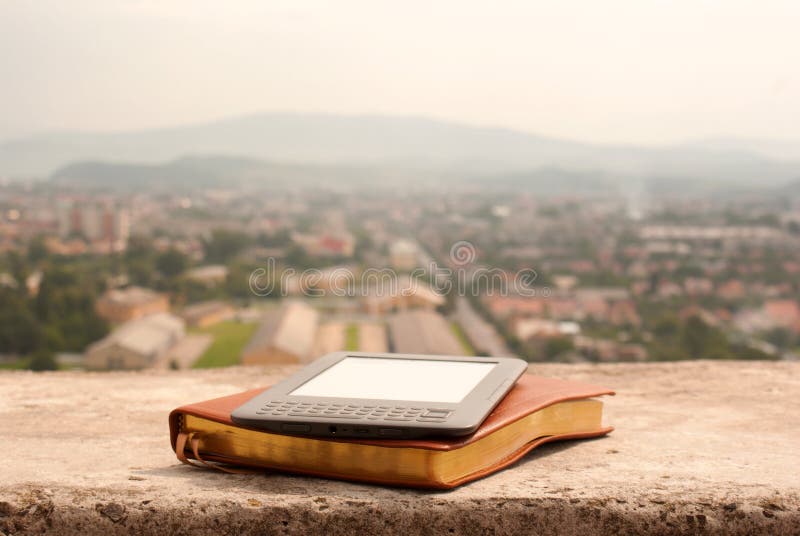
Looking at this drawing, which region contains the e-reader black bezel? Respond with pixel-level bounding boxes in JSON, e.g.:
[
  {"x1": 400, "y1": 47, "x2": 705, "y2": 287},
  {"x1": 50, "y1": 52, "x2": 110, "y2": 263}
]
[{"x1": 230, "y1": 351, "x2": 528, "y2": 439}]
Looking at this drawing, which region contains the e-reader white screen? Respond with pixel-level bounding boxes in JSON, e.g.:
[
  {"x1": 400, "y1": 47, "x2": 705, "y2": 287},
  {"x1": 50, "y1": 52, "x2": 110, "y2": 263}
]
[{"x1": 290, "y1": 357, "x2": 497, "y2": 403}]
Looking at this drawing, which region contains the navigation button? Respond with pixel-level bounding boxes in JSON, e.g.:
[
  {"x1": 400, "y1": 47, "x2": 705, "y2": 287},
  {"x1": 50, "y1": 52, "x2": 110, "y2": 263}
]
[{"x1": 421, "y1": 409, "x2": 451, "y2": 419}]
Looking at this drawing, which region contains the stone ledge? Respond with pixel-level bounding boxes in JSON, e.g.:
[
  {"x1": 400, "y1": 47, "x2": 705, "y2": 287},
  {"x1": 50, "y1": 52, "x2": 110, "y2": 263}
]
[{"x1": 2, "y1": 361, "x2": 799, "y2": 535}]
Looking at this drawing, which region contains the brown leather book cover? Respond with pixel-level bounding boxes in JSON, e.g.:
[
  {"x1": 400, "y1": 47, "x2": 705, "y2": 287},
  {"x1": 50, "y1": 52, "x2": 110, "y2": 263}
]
[{"x1": 169, "y1": 374, "x2": 615, "y2": 488}]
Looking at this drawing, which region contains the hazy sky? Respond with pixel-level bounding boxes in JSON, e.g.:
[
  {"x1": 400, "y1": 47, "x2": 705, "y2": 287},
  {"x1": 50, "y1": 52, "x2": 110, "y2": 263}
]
[{"x1": 1, "y1": 0, "x2": 799, "y2": 145}]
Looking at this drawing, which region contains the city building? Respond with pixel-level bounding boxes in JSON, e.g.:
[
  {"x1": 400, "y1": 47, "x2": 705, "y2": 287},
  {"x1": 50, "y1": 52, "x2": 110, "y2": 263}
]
[
  {"x1": 608, "y1": 300, "x2": 642, "y2": 326},
  {"x1": 25, "y1": 270, "x2": 42, "y2": 296},
  {"x1": 84, "y1": 313, "x2": 185, "y2": 370},
  {"x1": 186, "y1": 265, "x2": 229, "y2": 287},
  {"x1": 310, "y1": 265, "x2": 359, "y2": 294},
  {"x1": 0, "y1": 273, "x2": 18, "y2": 289},
  {"x1": 573, "y1": 336, "x2": 648, "y2": 362},
  {"x1": 640, "y1": 225, "x2": 786, "y2": 245},
  {"x1": 180, "y1": 300, "x2": 235, "y2": 328},
  {"x1": 362, "y1": 275, "x2": 445, "y2": 315},
  {"x1": 483, "y1": 295, "x2": 546, "y2": 320},
  {"x1": 718, "y1": 280, "x2": 746, "y2": 301},
  {"x1": 763, "y1": 300, "x2": 800, "y2": 332},
  {"x1": 513, "y1": 318, "x2": 580, "y2": 340},
  {"x1": 292, "y1": 231, "x2": 355, "y2": 257},
  {"x1": 389, "y1": 239, "x2": 419, "y2": 270},
  {"x1": 388, "y1": 310, "x2": 464, "y2": 355},
  {"x1": 56, "y1": 197, "x2": 130, "y2": 250},
  {"x1": 241, "y1": 301, "x2": 320, "y2": 364},
  {"x1": 357, "y1": 322, "x2": 389, "y2": 353},
  {"x1": 453, "y1": 297, "x2": 511, "y2": 357},
  {"x1": 95, "y1": 286, "x2": 169, "y2": 323}
]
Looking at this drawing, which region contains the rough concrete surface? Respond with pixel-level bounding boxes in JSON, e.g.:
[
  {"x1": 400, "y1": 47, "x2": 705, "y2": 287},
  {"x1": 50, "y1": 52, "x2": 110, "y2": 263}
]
[{"x1": 1, "y1": 361, "x2": 799, "y2": 535}]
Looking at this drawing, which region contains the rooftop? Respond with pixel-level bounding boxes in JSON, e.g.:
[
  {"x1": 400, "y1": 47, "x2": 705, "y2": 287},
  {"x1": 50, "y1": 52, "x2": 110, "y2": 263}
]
[
  {"x1": 2, "y1": 360, "x2": 798, "y2": 535},
  {"x1": 86, "y1": 312, "x2": 184, "y2": 356},
  {"x1": 243, "y1": 301, "x2": 319, "y2": 359},
  {"x1": 97, "y1": 286, "x2": 164, "y2": 306},
  {"x1": 180, "y1": 300, "x2": 233, "y2": 322},
  {"x1": 388, "y1": 310, "x2": 463, "y2": 355},
  {"x1": 186, "y1": 265, "x2": 229, "y2": 280}
]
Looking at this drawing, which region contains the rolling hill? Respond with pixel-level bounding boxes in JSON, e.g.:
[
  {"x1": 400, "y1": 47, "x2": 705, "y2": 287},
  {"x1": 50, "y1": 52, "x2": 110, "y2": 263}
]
[{"x1": 1, "y1": 113, "x2": 799, "y2": 185}]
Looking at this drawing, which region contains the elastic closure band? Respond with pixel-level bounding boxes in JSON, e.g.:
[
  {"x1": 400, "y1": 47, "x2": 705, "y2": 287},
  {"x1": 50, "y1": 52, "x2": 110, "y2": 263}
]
[{"x1": 175, "y1": 431, "x2": 257, "y2": 474}]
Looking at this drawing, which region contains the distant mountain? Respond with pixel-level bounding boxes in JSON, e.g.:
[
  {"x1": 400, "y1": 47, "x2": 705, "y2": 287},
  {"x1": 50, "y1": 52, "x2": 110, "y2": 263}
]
[
  {"x1": 50, "y1": 156, "x2": 265, "y2": 190},
  {"x1": 50, "y1": 155, "x2": 396, "y2": 191},
  {"x1": 2, "y1": 112, "x2": 800, "y2": 184},
  {"x1": 683, "y1": 138, "x2": 800, "y2": 162},
  {"x1": 475, "y1": 167, "x2": 619, "y2": 193},
  {"x1": 779, "y1": 177, "x2": 800, "y2": 193}
]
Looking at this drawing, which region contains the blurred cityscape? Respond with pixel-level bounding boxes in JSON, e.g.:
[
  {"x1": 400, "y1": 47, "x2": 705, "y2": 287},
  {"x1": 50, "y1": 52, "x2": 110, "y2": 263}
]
[{"x1": 2, "y1": 164, "x2": 800, "y2": 371}]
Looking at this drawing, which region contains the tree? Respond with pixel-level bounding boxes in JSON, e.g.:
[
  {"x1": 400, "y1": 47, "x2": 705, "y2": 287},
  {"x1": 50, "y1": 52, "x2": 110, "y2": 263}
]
[
  {"x1": 680, "y1": 315, "x2": 730, "y2": 359},
  {"x1": 653, "y1": 315, "x2": 680, "y2": 338},
  {"x1": 257, "y1": 229, "x2": 291, "y2": 248},
  {"x1": 203, "y1": 229, "x2": 252, "y2": 263},
  {"x1": 32, "y1": 268, "x2": 109, "y2": 352},
  {"x1": 27, "y1": 235, "x2": 49, "y2": 264},
  {"x1": 5, "y1": 250, "x2": 27, "y2": 285},
  {"x1": 28, "y1": 349, "x2": 58, "y2": 371},
  {"x1": 544, "y1": 336, "x2": 575, "y2": 359},
  {"x1": 156, "y1": 248, "x2": 188, "y2": 278},
  {"x1": 764, "y1": 328, "x2": 794, "y2": 350},
  {"x1": 125, "y1": 235, "x2": 155, "y2": 261},
  {"x1": 0, "y1": 291, "x2": 42, "y2": 354},
  {"x1": 226, "y1": 263, "x2": 263, "y2": 300},
  {"x1": 127, "y1": 257, "x2": 155, "y2": 287},
  {"x1": 284, "y1": 245, "x2": 318, "y2": 270}
]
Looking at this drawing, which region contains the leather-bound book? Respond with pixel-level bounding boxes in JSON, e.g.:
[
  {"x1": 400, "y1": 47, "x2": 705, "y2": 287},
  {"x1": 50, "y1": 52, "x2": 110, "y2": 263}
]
[{"x1": 169, "y1": 374, "x2": 614, "y2": 489}]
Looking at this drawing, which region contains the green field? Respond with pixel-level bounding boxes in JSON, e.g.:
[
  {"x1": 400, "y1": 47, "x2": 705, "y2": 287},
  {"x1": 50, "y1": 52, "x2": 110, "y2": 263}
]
[
  {"x1": 0, "y1": 358, "x2": 70, "y2": 371},
  {"x1": 345, "y1": 324, "x2": 359, "y2": 351},
  {"x1": 192, "y1": 321, "x2": 258, "y2": 368},
  {"x1": 450, "y1": 322, "x2": 476, "y2": 356}
]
